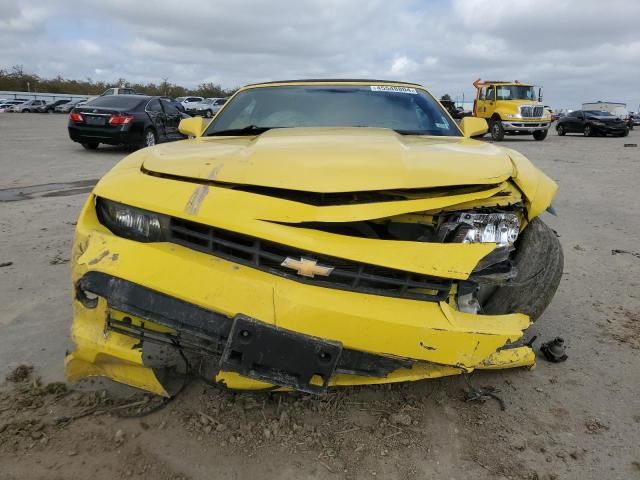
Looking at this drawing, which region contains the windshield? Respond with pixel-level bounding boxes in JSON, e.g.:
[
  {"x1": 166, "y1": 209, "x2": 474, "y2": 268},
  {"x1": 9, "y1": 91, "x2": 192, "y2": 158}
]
[
  {"x1": 205, "y1": 85, "x2": 461, "y2": 137},
  {"x1": 495, "y1": 85, "x2": 537, "y2": 101}
]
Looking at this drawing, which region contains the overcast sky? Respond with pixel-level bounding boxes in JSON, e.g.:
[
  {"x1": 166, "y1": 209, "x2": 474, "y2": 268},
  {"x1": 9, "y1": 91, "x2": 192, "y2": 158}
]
[{"x1": 1, "y1": 0, "x2": 639, "y2": 109}]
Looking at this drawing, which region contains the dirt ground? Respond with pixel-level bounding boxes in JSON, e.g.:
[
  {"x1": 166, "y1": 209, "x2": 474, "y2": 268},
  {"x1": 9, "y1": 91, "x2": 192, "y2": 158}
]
[{"x1": 1, "y1": 114, "x2": 639, "y2": 480}]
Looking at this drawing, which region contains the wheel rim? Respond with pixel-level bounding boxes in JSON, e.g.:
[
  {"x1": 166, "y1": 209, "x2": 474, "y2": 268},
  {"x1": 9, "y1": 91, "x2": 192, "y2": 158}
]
[
  {"x1": 206, "y1": 111, "x2": 212, "y2": 118},
  {"x1": 585, "y1": 126, "x2": 590, "y2": 136},
  {"x1": 146, "y1": 131, "x2": 155, "y2": 146},
  {"x1": 558, "y1": 126, "x2": 564, "y2": 135},
  {"x1": 492, "y1": 123, "x2": 500, "y2": 136}
]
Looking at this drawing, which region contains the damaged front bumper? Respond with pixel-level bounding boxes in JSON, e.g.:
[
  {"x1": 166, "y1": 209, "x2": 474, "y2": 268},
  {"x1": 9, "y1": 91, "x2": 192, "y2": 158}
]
[{"x1": 66, "y1": 190, "x2": 538, "y2": 396}]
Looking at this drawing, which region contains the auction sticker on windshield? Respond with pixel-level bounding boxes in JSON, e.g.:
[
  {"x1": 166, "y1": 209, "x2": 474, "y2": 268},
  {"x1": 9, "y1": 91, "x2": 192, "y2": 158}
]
[{"x1": 370, "y1": 86, "x2": 418, "y2": 94}]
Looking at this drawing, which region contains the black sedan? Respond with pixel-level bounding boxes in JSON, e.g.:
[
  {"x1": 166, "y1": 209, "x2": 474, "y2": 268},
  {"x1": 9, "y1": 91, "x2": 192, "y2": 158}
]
[
  {"x1": 556, "y1": 110, "x2": 629, "y2": 137},
  {"x1": 68, "y1": 95, "x2": 188, "y2": 150}
]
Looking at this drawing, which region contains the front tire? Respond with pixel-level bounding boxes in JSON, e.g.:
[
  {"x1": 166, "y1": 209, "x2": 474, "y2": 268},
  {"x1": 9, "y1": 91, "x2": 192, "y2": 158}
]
[
  {"x1": 556, "y1": 124, "x2": 566, "y2": 136},
  {"x1": 584, "y1": 124, "x2": 593, "y2": 137},
  {"x1": 621, "y1": 127, "x2": 629, "y2": 137},
  {"x1": 490, "y1": 119, "x2": 505, "y2": 141},
  {"x1": 533, "y1": 130, "x2": 548, "y2": 141},
  {"x1": 205, "y1": 109, "x2": 213, "y2": 118},
  {"x1": 482, "y1": 218, "x2": 564, "y2": 321},
  {"x1": 142, "y1": 128, "x2": 157, "y2": 148},
  {"x1": 82, "y1": 142, "x2": 99, "y2": 150}
]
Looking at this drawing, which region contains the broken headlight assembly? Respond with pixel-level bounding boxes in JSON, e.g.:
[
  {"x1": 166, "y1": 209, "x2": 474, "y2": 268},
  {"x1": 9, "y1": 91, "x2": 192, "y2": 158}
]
[
  {"x1": 438, "y1": 212, "x2": 520, "y2": 247},
  {"x1": 96, "y1": 198, "x2": 169, "y2": 242}
]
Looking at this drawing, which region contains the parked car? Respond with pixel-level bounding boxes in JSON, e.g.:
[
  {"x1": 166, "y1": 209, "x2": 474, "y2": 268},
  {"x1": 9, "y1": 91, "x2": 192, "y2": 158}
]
[
  {"x1": 68, "y1": 95, "x2": 187, "y2": 150},
  {"x1": 0, "y1": 100, "x2": 27, "y2": 112},
  {"x1": 582, "y1": 101, "x2": 633, "y2": 130},
  {"x1": 37, "y1": 99, "x2": 73, "y2": 113},
  {"x1": 175, "y1": 96, "x2": 204, "y2": 109},
  {"x1": 56, "y1": 100, "x2": 87, "y2": 113},
  {"x1": 66, "y1": 79, "x2": 563, "y2": 396},
  {"x1": 630, "y1": 112, "x2": 640, "y2": 126},
  {"x1": 13, "y1": 99, "x2": 48, "y2": 112},
  {"x1": 185, "y1": 97, "x2": 228, "y2": 117},
  {"x1": 556, "y1": 110, "x2": 629, "y2": 137}
]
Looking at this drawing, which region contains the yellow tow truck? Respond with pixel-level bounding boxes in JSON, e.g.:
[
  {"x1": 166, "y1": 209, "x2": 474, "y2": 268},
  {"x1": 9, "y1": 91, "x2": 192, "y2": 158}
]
[{"x1": 473, "y1": 79, "x2": 551, "y2": 141}]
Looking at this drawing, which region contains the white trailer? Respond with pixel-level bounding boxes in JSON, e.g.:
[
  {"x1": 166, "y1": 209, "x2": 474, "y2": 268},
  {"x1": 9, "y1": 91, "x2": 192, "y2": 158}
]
[{"x1": 582, "y1": 101, "x2": 629, "y2": 119}]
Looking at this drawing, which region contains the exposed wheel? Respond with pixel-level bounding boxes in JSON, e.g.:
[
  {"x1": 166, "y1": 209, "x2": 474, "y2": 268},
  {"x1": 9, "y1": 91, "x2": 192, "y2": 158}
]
[
  {"x1": 205, "y1": 109, "x2": 213, "y2": 118},
  {"x1": 22, "y1": 109, "x2": 30, "y2": 113},
  {"x1": 490, "y1": 119, "x2": 505, "y2": 141},
  {"x1": 82, "y1": 142, "x2": 99, "y2": 150},
  {"x1": 584, "y1": 124, "x2": 593, "y2": 137},
  {"x1": 533, "y1": 130, "x2": 548, "y2": 141},
  {"x1": 481, "y1": 218, "x2": 564, "y2": 322},
  {"x1": 556, "y1": 125, "x2": 566, "y2": 136},
  {"x1": 142, "y1": 128, "x2": 157, "y2": 148}
]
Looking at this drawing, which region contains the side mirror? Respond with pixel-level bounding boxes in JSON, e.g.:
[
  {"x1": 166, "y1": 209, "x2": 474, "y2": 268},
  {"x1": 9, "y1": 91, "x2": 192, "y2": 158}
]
[
  {"x1": 459, "y1": 117, "x2": 488, "y2": 138},
  {"x1": 538, "y1": 87, "x2": 543, "y2": 102},
  {"x1": 178, "y1": 116, "x2": 207, "y2": 137}
]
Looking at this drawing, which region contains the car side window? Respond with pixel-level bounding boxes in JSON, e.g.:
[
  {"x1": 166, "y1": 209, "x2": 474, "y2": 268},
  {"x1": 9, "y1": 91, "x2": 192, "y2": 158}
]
[
  {"x1": 147, "y1": 99, "x2": 162, "y2": 112},
  {"x1": 485, "y1": 87, "x2": 494, "y2": 101},
  {"x1": 161, "y1": 100, "x2": 180, "y2": 114},
  {"x1": 479, "y1": 88, "x2": 486, "y2": 100}
]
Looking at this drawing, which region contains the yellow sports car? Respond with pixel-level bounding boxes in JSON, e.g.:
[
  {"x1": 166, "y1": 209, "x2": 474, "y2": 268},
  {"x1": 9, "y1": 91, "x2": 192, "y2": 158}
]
[{"x1": 66, "y1": 80, "x2": 563, "y2": 396}]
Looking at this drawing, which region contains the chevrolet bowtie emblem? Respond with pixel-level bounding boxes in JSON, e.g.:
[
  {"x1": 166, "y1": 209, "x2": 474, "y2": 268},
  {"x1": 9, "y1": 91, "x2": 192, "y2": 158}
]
[{"x1": 281, "y1": 257, "x2": 334, "y2": 278}]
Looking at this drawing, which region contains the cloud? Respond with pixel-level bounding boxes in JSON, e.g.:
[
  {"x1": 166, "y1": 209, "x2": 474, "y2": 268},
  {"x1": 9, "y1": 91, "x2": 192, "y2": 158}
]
[{"x1": 0, "y1": 0, "x2": 638, "y2": 109}]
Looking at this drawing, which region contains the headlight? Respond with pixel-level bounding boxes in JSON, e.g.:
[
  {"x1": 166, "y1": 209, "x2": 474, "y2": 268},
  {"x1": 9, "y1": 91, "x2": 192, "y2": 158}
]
[
  {"x1": 438, "y1": 212, "x2": 520, "y2": 247},
  {"x1": 96, "y1": 198, "x2": 169, "y2": 242},
  {"x1": 505, "y1": 113, "x2": 521, "y2": 119}
]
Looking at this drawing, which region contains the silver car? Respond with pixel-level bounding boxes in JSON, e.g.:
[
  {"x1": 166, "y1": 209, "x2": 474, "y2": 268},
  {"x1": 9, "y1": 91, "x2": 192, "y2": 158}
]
[
  {"x1": 186, "y1": 97, "x2": 228, "y2": 118},
  {"x1": 0, "y1": 100, "x2": 27, "y2": 112},
  {"x1": 55, "y1": 100, "x2": 87, "y2": 113},
  {"x1": 13, "y1": 99, "x2": 48, "y2": 113}
]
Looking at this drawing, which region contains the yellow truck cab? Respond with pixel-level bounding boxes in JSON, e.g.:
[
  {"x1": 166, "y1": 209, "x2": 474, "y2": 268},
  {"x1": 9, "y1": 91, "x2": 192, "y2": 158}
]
[{"x1": 473, "y1": 79, "x2": 551, "y2": 141}]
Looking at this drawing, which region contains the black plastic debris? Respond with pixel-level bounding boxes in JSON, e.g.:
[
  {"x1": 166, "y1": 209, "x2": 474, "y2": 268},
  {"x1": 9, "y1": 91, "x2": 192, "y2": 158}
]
[{"x1": 540, "y1": 337, "x2": 568, "y2": 363}]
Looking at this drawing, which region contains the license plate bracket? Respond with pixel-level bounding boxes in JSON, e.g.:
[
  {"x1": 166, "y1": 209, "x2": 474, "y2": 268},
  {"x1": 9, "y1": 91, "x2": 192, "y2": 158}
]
[
  {"x1": 220, "y1": 315, "x2": 342, "y2": 394},
  {"x1": 85, "y1": 115, "x2": 106, "y2": 126}
]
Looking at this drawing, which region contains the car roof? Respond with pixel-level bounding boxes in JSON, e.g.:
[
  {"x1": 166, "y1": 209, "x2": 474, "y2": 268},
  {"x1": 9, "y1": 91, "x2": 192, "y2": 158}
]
[{"x1": 245, "y1": 78, "x2": 422, "y2": 87}]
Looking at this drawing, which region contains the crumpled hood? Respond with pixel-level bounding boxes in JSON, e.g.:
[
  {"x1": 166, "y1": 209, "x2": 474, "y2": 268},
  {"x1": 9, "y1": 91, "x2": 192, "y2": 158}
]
[{"x1": 142, "y1": 127, "x2": 515, "y2": 192}]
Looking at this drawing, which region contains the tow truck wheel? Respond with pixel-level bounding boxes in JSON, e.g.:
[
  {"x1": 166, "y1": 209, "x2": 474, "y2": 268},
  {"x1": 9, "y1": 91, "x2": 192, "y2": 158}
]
[
  {"x1": 490, "y1": 119, "x2": 505, "y2": 141},
  {"x1": 533, "y1": 130, "x2": 548, "y2": 141}
]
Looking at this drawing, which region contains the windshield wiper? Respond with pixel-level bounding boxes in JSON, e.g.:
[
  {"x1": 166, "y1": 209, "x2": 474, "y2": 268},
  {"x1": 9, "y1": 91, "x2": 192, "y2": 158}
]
[
  {"x1": 208, "y1": 125, "x2": 276, "y2": 136},
  {"x1": 393, "y1": 129, "x2": 443, "y2": 136}
]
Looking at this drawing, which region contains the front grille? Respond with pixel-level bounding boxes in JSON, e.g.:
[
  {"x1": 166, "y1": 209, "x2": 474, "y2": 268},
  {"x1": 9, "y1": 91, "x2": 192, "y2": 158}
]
[
  {"x1": 520, "y1": 105, "x2": 544, "y2": 118},
  {"x1": 168, "y1": 218, "x2": 451, "y2": 302}
]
